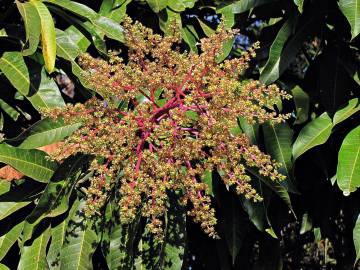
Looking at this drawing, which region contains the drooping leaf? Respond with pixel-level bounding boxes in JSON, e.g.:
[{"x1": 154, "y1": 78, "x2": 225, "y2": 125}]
[
  {"x1": 18, "y1": 225, "x2": 51, "y2": 270},
  {"x1": 246, "y1": 167, "x2": 293, "y2": 214},
  {"x1": 263, "y1": 122, "x2": 298, "y2": 193},
  {"x1": 167, "y1": 0, "x2": 195, "y2": 11},
  {"x1": 291, "y1": 85, "x2": 309, "y2": 124},
  {"x1": 218, "y1": 5, "x2": 235, "y2": 29},
  {"x1": 181, "y1": 25, "x2": 198, "y2": 53},
  {"x1": 353, "y1": 213, "x2": 360, "y2": 264},
  {"x1": 64, "y1": 26, "x2": 90, "y2": 52},
  {"x1": 0, "y1": 221, "x2": 24, "y2": 260},
  {"x1": 45, "y1": 0, "x2": 124, "y2": 42},
  {"x1": 146, "y1": 0, "x2": 168, "y2": 13},
  {"x1": 92, "y1": 16, "x2": 125, "y2": 43},
  {"x1": 27, "y1": 67, "x2": 65, "y2": 109},
  {"x1": 16, "y1": 0, "x2": 41, "y2": 55},
  {"x1": 260, "y1": 11, "x2": 321, "y2": 84},
  {"x1": 100, "y1": 0, "x2": 132, "y2": 23},
  {"x1": 8, "y1": 117, "x2": 81, "y2": 149},
  {"x1": 292, "y1": 113, "x2": 333, "y2": 160},
  {"x1": 31, "y1": 0, "x2": 56, "y2": 73},
  {"x1": 21, "y1": 155, "x2": 91, "y2": 243},
  {"x1": 339, "y1": 0, "x2": 360, "y2": 39},
  {"x1": 0, "y1": 143, "x2": 57, "y2": 182},
  {"x1": 159, "y1": 198, "x2": 186, "y2": 269},
  {"x1": 259, "y1": 18, "x2": 295, "y2": 84},
  {"x1": 201, "y1": 170, "x2": 214, "y2": 196},
  {"x1": 294, "y1": 0, "x2": 304, "y2": 13},
  {"x1": 336, "y1": 126, "x2": 360, "y2": 196},
  {"x1": 45, "y1": 0, "x2": 98, "y2": 20},
  {"x1": 0, "y1": 52, "x2": 34, "y2": 96},
  {"x1": 215, "y1": 37, "x2": 235, "y2": 63},
  {"x1": 47, "y1": 198, "x2": 80, "y2": 270},
  {"x1": 158, "y1": 8, "x2": 182, "y2": 36},
  {"x1": 197, "y1": 18, "x2": 214, "y2": 37},
  {"x1": 0, "y1": 201, "x2": 30, "y2": 221},
  {"x1": 300, "y1": 212, "x2": 313, "y2": 234},
  {"x1": 0, "y1": 99, "x2": 20, "y2": 121},
  {"x1": 60, "y1": 200, "x2": 100, "y2": 270},
  {"x1": 47, "y1": 5, "x2": 107, "y2": 55},
  {"x1": 0, "y1": 52, "x2": 64, "y2": 109},
  {"x1": 333, "y1": 98, "x2": 360, "y2": 126},
  {"x1": 0, "y1": 264, "x2": 9, "y2": 270},
  {"x1": 56, "y1": 29, "x2": 83, "y2": 78},
  {"x1": 0, "y1": 180, "x2": 44, "y2": 221},
  {"x1": 217, "y1": 0, "x2": 275, "y2": 14},
  {"x1": 135, "y1": 197, "x2": 186, "y2": 269},
  {"x1": 238, "y1": 117, "x2": 259, "y2": 144}
]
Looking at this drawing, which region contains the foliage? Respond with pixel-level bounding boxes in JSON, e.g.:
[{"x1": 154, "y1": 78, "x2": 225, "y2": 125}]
[{"x1": 0, "y1": 0, "x2": 358, "y2": 269}]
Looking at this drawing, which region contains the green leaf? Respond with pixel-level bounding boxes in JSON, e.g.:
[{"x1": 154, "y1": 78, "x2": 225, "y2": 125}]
[
  {"x1": 0, "y1": 201, "x2": 30, "y2": 221},
  {"x1": 8, "y1": 118, "x2": 81, "y2": 149},
  {"x1": 159, "y1": 199, "x2": 186, "y2": 269},
  {"x1": 0, "y1": 264, "x2": 9, "y2": 270},
  {"x1": 263, "y1": 122, "x2": 298, "y2": 193},
  {"x1": 294, "y1": 0, "x2": 304, "y2": 13},
  {"x1": 18, "y1": 225, "x2": 51, "y2": 270},
  {"x1": 64, "y1": 26, "x2": 90, "y2": 52},
  {"x1": 0, "y1": 99, "x2": 20, "y2": 121},
  {"x1": 158, "y1": 8, "x2": 182, "y2": 36},
  {"x1": 135, "y1": 198, "x2": 186, "y2": 269},
  {"x1": 353, "y1": 213, "x2": 360, "y2": 264},
  {"x1": 292, "y1": 113, "x2": 333, "y2": 160},
  {"x1": 45, "y1": 0, "x2": 124, "y2": 42},
  {"x1": 45, "y1": 0, "x2": 98, "y2": 20},
  {"x1": 333, "y1": 98, "x2": 360, "y2": 126},
  {"x1": 291, "y1": 86, "x2": 309, "y2": 124},
  {"x1": 56, "y1": 29, "x2": 83, "y2": 78},
  {"x1": 102, "y1": 201, "x2": 138, "y2": 269},
  {"x1": 22, "y1": 155, "x2": 90, "y2": 243},
  {"x1": 16, "y1": 0, "x2": 41, "y2": 55},
  {"x1": 31, "y1": 0, "x2": 56, "y2": 73},
  {"x1": 336, "y1": 126, "x2": 360, "y2": 196},
  {"x1": 47, "y1": 5, "x2": 107, "y2": 55},
  {"x1": 201, "y1": 170, "x2": 214, "y2": 196},
  {"x1": 197, "y1": 18, "x2": 214, "y2": 37},
  {"x1": 0, "y1": 52, "x2": 64, "y2": 109},
  {"x1": 92, "y1": 16, "x2": 125, "y2": 43},
  {"x1": 238, "y1": 117, "x2": 259, "y2": 144},
  {"x1": 217, "y1": 0, "x2": 275, "y2": 14},
  {"x1": 300, "y1": 212, "x2": 313, "y2": 234},
  {"x1": 0, "y1": 181, "x2": 44, "y2": 222},
  {"x1": 215, "y1": 37, "x2": 235, "y2": 63},
  {"x1": 47, "y1": 197, "x2": 81, "y2": 269},
  {"x1": 339, "y1": 0, "x2": 360, "y2": 39},
  {"x1": 0, "y1": 143, "x2": 57, "y2": 182},
  {"x1": 100, "y1": 0, "x2": 132, "y2": 23},
  {"x1": 246, "y1": 167, "x2": 293, "y2": 213},
  {"x1": 167, "y1": 0, "x2": 195, "y2": 11},
  {"x1": 60, "y1": 200, "x2": 100, "y2": 270},
  {"x1": 0, "y1": 182, "x2": 10, "y2": 195},
  {"x1": 218, "y1": 5, "x2": 235, "y2": 29},
  {"x1": 0, "y1": 221, "x2": 24, "y2": 260},
  {"x1": 0, "y1": 52, "x2": 34, "y2": 96},
  {"x1": 28, "y1": 67, "x2": 65, "y2": 109},
  {"x1": 259, "y1": 18, "x2": 295, "y2": 84},
  {"x1": 181, "y1": 25, "x2": 198, "y2": 53},
  {"x1": 260, "y1": 11, "x2": 320, "y2": 84},
  {"x1": 147, "y1": 0, "x2": 168, "y2": 13}
]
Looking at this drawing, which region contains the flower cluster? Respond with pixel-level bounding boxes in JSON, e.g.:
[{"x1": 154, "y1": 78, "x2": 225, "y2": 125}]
[{"x1": 45, "y1": 17, "x2": 290, "y2": 239}]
